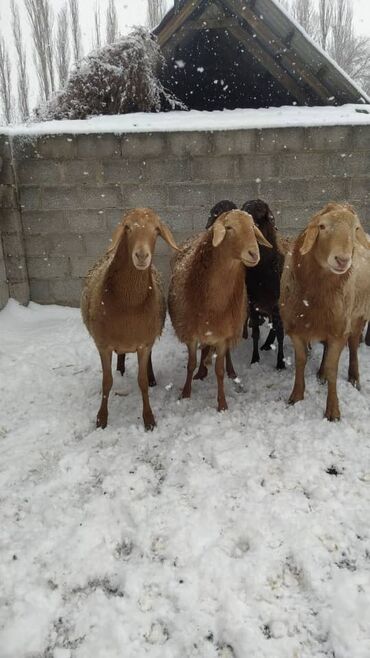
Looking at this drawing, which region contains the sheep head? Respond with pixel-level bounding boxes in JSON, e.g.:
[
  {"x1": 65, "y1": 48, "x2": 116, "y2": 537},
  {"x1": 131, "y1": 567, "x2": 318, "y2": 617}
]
[
  {"x1": 300, "y1": 203, "x2": 370, "y2": 274},
  {"x1": 108, "y1": 208, "x2": 179, "y2": 270},
  {"x1": 211, "y1": 209, "x2": 272, "y2": 268}
]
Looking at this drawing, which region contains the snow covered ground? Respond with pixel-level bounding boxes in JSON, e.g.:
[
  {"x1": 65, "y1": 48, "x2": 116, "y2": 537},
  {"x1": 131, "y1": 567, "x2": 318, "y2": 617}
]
[
  {"x1": 2, "y1": 104, "x2": 370, "y2": 136},
  {"x1": 1, "y1": 299, "x2": 370, "y2": 658}
]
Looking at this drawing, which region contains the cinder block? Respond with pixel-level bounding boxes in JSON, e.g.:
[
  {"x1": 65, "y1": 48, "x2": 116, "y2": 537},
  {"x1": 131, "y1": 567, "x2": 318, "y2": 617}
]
[
  {"x1": 19, "y1": 186, "x2": 41, "y2": 210},
  {"x1": 4, "y1": 255, "x2": 28, "y2": 283},
  {"x1": 49, "y1": 233, "x2": 87, "y2": 256},
  {"x1": 0, "y1": 136, "x2": 12, "y2": 160},
  {"x1": 278, "y1": 152, "x2": 327, "y2": 178},
  {"x1": 0, "y1": 209, "x2": 22, "y2": 233},
  {"x1": 213, "y1": 130, "x2": 257, "y2": 154},
  {"x1": 9, "y1": 281, "x2": 30, "y2": 304},
  {"x1": 49, "y1": 277, "x2": 83, "y2": 306},
  {"x1": 70, "y1": 255, "x2": 97, "y2": 277},
  {"x1": 326, "y1": 152, "x2": 370, "y2": 177},
  {"x1": 305, "y1": 126, "x2": 352, "y2": 152},
  {"x1": 102, "y1": 159, "x2": 143, "y2": 184},
  {"x1": 17, "y1": 160, "x2": 63, "y2": 185},
  {"x1": 27, "y1": 256, "x2": 69, "y2": 279},
  {"x1": 0, "y1": 184, "x2": 18, "y2": 208},
  {"x1": 84, "y1": 233, "x2": 110, "y2": 257},
  {"x1": 168, "y1": 132, "x2": 212, "y2": 156},
  {"x1": 210, "y1": 181, "x2": 258, "y2": 204},
  {"x1": 61, "y1": 160, "x2": 103, "y2": 185},
  {"x1": 143, "y1": 158, "x2": 191, "y2": 183},
  {"x1": 258, "y1": 128, "x2": 305, "y2": 153},
  {"x1": 238, "y1": 154, "x2": 277, "y2": 180},
  {"x1": 191, "y1": 155, "x2": 236, "y2": 181},
  {"x1": 168, "y1": 183, "x2": 214, "y2": 207},
  {"x1": 23, "y1": 210, "x2": 67, "y2": 235},
  {"x1": 103, "y1": 208, "x2": 126, "y2": 233},
  {"x1": 352, "y1": 125, "x2": 370, "y2": 151},
  {"x1": 350, "y1": 177, "x2": 370, "y2": 200},
  {"x1": 77, "y1": 134, "x2": 121, "y2": 159},
  {"x1": 121, "y1": 133, "x2": 166, "y2": 159},
  {"x1": 78, "y1": 186, "x2": 122, "y2": 209},
  {"x1": 0, "y1": 161, "x2": 15, "y2": 185},
  {"x1": 122, "y1": 184, "x2": 169, "y2": 207},
  {"x1": 40, "y1": 186, "x2": 80, "y2": 210},
  {"x1": 2, "y1": 233, "x2": 25, "y2": 258},
  {"x1": 67, "y1": 209, "x2": 109, "y2": 233},
  {"x1": 153, "y1": 206, "x2": 195, "y2": 232},
  {"x1": 11, "y1": 135, "x2": 39, "y2": 160},
  {"x1": 24, "y1": 234, "x2": 51, "y2": 257},
  {"x1": 307, "y1": 177, "x2": 349, "y2": 200},
  {"x1": 29, "y1": 279, "x2": 50, "y2": 304},
  {"x1": 34, "y1": 135, "x2": 77, "y2": 159},
  {"x1": 152, "y1": 254, "x2": 171, "y2": 288},
  {"x1": 0, "y1": 282, "x2": 9, "y2": 309}
]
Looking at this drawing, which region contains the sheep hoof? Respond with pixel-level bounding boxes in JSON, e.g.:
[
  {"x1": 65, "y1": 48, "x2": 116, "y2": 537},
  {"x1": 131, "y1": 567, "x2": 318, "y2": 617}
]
[
  {"x1": 317, "y1": 371, "x2": 327, "y2": 384},
  {"x1": 251, "y1": 355, "x2": 260, "y2": 364},
  {"x1": 288, "y1": 393, "x2": 304, "y2": 405},
  {"x1": 96, "y1": 413, "x2": 108, "y2": 429},
  {"x1": 144, "y1": 414, "x2": 156, "y2": 431},
  {"x1": 325, "y1": 412, "x2": 341, "y2": 422},
  {"x1": 148, "y1": 377, "x2": 157, "y2": 387},
  {"x1": 261, "y1": 343, "x2": 272, "y2": 351},
  {"x1": 348, "y1": 376, "x2": 361, "y2": 391},
  {"x1": 276, "y1": 360, "x2": 286, "y2": 370},
  {"x1": 194, "y1": 367, "x2": 208, "y2": 380}
]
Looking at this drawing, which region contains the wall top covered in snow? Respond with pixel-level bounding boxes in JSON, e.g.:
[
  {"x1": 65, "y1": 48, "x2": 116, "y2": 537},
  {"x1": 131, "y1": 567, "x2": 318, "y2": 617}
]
[{"x1": 1, "y1": 105, "x2": 370, "y2": 137}]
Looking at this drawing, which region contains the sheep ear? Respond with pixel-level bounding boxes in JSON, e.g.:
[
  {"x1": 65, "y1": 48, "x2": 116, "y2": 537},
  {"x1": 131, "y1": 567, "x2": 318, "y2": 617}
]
[
  {"x1": 254, "y1": 225, "x2": 272, "y2": 248},
  {"x1": 107, "y1": 223, "x2": 125, "y2": 254},
  {"x1": 212, "y1": 220, "x2": 226, "y2": 247},
  {"x1": 356, "y1": 225, "x2": 370, "y2": 249},
  {"x1": 300, "y1": 224, "x2": 319, "y2": 255},
  {"x1": 158, "y1": 221, "x2": 180, "y2": 251}
]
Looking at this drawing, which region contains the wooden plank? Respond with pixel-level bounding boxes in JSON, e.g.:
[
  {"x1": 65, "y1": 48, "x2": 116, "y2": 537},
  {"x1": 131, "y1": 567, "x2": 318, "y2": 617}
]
[
  {"x1": 223, "y1": 0, "x2": 332, "y2": 101},
  {"x1": 229, "y1": 24, "x2": 306, "y2": 104},
  {"x1": 156, "y1": 0, "x2": 203, "y2": 48}
]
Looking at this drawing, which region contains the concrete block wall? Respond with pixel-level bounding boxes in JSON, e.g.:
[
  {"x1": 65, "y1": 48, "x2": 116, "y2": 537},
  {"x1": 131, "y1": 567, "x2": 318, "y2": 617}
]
[
  {"x1": 0, "y1": 136, "x2": 29, "y2": 309},
  {"x1": 1, "y1": 124, "x2": 369, "y2": 307}
]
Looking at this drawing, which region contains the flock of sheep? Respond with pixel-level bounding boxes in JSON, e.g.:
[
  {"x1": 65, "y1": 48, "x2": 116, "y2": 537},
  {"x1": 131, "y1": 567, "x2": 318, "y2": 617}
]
[{"x1": 81, "y1": 199, "x2": 370, "y2": 430}]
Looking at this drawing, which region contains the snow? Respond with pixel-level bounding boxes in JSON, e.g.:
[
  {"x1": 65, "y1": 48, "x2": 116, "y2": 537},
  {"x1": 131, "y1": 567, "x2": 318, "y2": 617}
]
[
  {"x1": 1, "y1": 104, "x2": 370, "y2": 135},
  {"x1": 1, "y1": 299, "x2": 370, "y2": 657}
]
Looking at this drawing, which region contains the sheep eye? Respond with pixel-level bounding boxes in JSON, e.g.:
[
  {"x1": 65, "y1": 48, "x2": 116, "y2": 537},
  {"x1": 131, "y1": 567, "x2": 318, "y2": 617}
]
[
  {"x1": 225, "y1": 226, "x2": 233, "y2": 231},
  {"x1": 319, "y1": 224, "x2": 325, "y2": 230}
]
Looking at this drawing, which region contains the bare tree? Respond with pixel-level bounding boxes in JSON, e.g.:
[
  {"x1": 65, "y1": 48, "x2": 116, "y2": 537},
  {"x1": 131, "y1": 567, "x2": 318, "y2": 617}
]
[
  {"x1": 0, "y1": 36, "x2": 12, "y2": 124},
  {"x1": 106, "y1": 0, "x2": 119, "y2": 44},
  {"x1": 290, "y1": 0, "x2": 316, "y2": 34},
  {"x1": 317, "y1": 0, "x2": 333, "y2": 50},
  {"x1": 146, "y1": 0, "x2": 167, "y2": 30},
  {"x1": 11, "y1": 0, "x2": 29, "y2": 121},
  {"x1": 55, "y1": 4, "x2": 70, "y2": 88},
  {"x1": 68, "y1": 0, "x2": 83, "y2": 62},
  {"x1": 93, "y1": 4, "x2": 102, "y2": 50},
  {"x1": 24, "y1": 0, "x2": 55, "y2": 101}
]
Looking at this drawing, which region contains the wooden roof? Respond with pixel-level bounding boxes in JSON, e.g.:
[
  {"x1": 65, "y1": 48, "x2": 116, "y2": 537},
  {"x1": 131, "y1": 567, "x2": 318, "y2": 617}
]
[{"x1": 154, "y1": 0, "x2": 369, "y2": 110}]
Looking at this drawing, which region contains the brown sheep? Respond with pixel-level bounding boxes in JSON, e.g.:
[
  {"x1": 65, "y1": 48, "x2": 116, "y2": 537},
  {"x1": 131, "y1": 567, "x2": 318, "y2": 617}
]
[
  {"x1": 81, "y1": 208, "x2": 179, "y2": 430},
  {"x1": 280, "y1": 202, "x2": 370, "y2": 421},
  {"x1": 168, "y1": 209, "x2": 272, "y2": 411}
]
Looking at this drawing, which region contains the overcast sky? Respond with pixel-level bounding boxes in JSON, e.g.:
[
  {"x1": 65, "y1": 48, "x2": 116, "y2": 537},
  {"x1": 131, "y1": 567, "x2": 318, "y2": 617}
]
[{"x1": 0, "y1": 0, "x2": 369, "y2": 117}]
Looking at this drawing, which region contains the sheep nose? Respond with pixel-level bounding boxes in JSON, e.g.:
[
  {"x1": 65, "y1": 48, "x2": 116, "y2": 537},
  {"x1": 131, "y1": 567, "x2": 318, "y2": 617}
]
[
  {"x1": 335, "y1": 255, "x2": 351, "y2": 269},
  {"x1": 248, "y1": 250, "x2": 259, "y2": 263},
  {"x1": 135, "y1": 250, "x2": 150, "y2": 263}
]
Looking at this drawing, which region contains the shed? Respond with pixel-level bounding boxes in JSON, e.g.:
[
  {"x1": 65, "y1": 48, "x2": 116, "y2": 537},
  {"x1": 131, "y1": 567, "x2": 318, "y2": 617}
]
[{"x1": 154, "y1": 0, "x2": 368, "y2": 110}]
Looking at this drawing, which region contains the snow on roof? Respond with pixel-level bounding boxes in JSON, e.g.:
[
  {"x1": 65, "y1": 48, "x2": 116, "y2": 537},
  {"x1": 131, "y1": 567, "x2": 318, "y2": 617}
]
[{"x1": 1, "y1": 104, "x2": 370, "y2": 136}]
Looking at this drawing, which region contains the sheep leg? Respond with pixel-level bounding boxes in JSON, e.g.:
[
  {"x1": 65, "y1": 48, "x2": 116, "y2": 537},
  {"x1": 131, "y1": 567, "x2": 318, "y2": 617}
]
[
  {"x1": 250, "y1": 308, "x2": 260, "y2": 364},
  {"x1": 181, "y1": 341, "x2": 197, "y2": 399},
  {"x1": 348, "y1": 320, "x2": 364, "y2": 390},
  {"x1": 137, "y1": 347, "x2": 156, "y2": 431},
  {"x1": 365, "y1": 323, "x2": 370, "y2": 347},
  {"x1": 215, "y1": 343, "x2": 228, "y2": 412},
  {"x1": 117, "y1": 353, "x2": 126, "y2": 376},
  {"x1": 288, "y1": 335, "x2": 307, "y2": 404},
  {"x1": 324, "y1": 337, "x2": 347, "y2": 422},
  {"x1": 317, "y1": 342, "x2": 328, "y2": 384},
  {"x1": 272, "y1": 306, "x2": 285, "y2": 369},
  {"x1": 194, "y1": 346, "x2": 210, "y2": 380},
  {"x1": 226, "y1": 349, "x2": 237, "y2": 379},
  {"x1": 147, "y1": 352, "x2": 156, "y2": 387},
  {"x1": 242, "y1": 319, "x2": 249, "y2": 339},
  {"x1": 261, "y1": 328, "x2": 276, "y2": 351},
  {"x1": 97, "y1": 349, "x2": 113, "y2": 429}
]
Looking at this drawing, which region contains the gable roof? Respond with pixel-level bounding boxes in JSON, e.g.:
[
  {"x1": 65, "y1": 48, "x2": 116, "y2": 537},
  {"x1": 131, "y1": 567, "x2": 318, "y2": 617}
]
[{"x1": 154, "y1": 0, "x2": 369, "y2": 109}]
